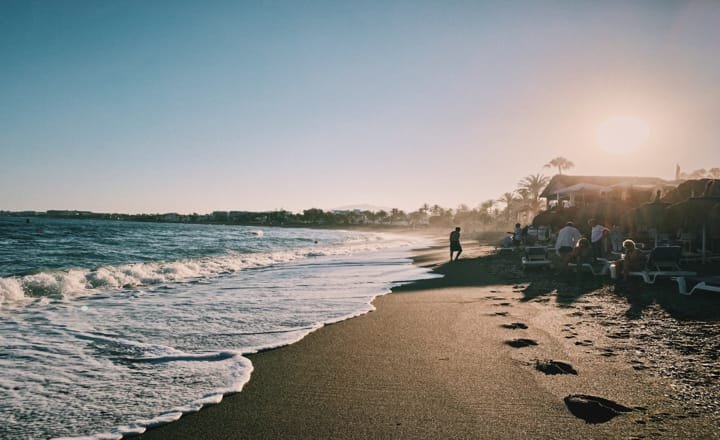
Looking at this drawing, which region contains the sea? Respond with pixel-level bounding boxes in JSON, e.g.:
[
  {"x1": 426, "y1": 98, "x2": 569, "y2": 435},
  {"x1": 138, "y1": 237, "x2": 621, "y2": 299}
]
[{"x1": 0, "y1": 217, "x2": 438, "y2": 439}]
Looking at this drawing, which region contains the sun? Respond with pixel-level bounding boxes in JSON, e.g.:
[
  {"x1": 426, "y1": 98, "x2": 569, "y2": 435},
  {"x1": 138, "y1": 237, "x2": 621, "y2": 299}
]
[{"x1": 595, "y1": 116, "x2": 650, "y2": 154}]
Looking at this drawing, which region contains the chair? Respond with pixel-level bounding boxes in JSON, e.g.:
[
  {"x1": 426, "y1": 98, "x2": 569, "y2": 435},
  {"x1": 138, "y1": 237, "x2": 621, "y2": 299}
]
[
  {"x1": 521, "y1": 246, "x2": 551, "y2": 269},
  {"x1": 569, "y1": 258, "x2": 612, "y2": 276},
  {"x1": 673, "y1": 276, "x2": 720, "y2": 296},
  {"x1": 628, "y1": 246, "x2": 697, "y2": 284}
]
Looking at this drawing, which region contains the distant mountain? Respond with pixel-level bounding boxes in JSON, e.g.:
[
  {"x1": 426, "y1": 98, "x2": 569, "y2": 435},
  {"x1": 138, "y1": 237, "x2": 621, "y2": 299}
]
[{"x1": 332, "y1": 204, "x2": 393, "y2": 212}]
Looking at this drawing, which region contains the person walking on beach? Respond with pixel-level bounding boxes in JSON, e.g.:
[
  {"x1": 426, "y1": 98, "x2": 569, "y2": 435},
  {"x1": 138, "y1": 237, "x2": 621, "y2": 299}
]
[{"x1": 450, "y1": 227, "x2": 462, "y2": 261}]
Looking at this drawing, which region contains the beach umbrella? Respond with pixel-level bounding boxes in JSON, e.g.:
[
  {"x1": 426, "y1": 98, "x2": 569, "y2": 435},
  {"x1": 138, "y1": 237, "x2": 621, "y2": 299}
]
[
  {"x1": 667, "y1": 196, "x2": 720, "y2": 263},
  {"x1": 532, "y1": 206, "x2": 578, "y2": 229},
  {"x1": 630, "y1": 200, "x2": 671, "y2": 238},
  {"x1": 576, "y1": 201, "x2": 623, "y2": 227}
]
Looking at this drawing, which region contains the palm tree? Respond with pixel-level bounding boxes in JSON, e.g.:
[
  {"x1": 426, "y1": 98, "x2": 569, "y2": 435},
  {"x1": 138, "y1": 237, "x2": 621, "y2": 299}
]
[
  {"x1": 518, "y1": 174, "x2": 549, "y2": 200},
  {"x1": 479, "y1": 199, "x2": 495, "y2": 213},
  {"x1": 517, "y1": 174, "x2": 549, "y2": 218},
  {"x1": 497, "y1": 192, "x2": 518, "y2": 221},
  {"x1": 497, "y1": 192, "x2": 516, "y2": 208},
  {"x1": 543, "y1": 157, "x2": 575, "y2": 175},
  {"x1": 477, "y1": 199, "x2": 495, "y2": 224}
]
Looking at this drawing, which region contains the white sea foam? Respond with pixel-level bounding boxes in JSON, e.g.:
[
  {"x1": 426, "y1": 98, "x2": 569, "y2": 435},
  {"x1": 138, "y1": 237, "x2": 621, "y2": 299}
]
[
  {"x1": 0, "y1": 232, "x2": 417, "y2": 306},
  {"x1": 1, "y1": 225, "x2": 436, "y2": 440},
  {"x1": 0, "y1": 277, "x2": 26, "y2": 308},
  {"x1": 53, "y1": 353, "x2": 254, "y2": 440}
]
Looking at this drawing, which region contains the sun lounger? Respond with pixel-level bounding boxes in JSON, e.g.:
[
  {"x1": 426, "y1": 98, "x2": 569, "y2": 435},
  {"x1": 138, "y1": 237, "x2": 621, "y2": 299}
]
[
  {"x1": 521, "y1": 246, "x2": 551, "y2": 269},
  {"x1": 627, "y1": 246, "x2": 697, "y2": 284},
  {"x1": 673, "y1": 276, "x2": 720, "y2": 296},
  {"x1": 568, "y1": 258, "x2": 612, "y2": 276}
]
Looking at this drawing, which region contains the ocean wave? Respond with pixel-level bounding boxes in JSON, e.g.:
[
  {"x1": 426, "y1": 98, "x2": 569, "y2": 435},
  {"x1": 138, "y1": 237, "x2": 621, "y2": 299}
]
[
  {"x1": 53, "y1": 355, "x2": 254, "y2": 440},
  {"x1": 0, "y1": 233, "x2": 417, "y2": 308},
  {"x1": 127, "y1": 351, "x2": 237, "y2": 364},
  {"x1": 0, "y1": 277, "x2": 28, "y2": 308}
]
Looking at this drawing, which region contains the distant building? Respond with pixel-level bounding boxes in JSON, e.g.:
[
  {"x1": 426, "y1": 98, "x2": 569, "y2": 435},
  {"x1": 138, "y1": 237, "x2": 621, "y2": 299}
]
[{"x1": 332, "y1": 209, "x2": 369, "y2": 225}]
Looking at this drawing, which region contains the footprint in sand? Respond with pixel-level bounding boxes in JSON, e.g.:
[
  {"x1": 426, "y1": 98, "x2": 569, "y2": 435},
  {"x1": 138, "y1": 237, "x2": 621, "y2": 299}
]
[
  {"x1": 575, "y1": 340, "x2": 593, "y2": 347},
  {"x1": 505, "y1": 338, "x2": 538, "y2": 348},
  {"x1": 535, "y1": 360, "x2": 578, "y2": 375},
  {"x1": 491, "y1": 311, "x2": 509, "y2": 316},
  {"x1": 501, "y1": 322, "x2": 528, "y2": 330},
  {"x1": 630, "y1": 360, "x2": 648, "y2": 371},
  {"x1": 599, "y1": 348, "x2": 617, "y2": 357},
  {"x1": 495, "y1": 302, "x2": 512, "y2": 307},
  {"x1": 563, "y1": 394, "x2": 633, "y2": 423}
]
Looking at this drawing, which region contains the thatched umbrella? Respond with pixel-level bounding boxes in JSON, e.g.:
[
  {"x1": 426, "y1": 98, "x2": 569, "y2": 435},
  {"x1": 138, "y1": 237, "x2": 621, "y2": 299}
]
[
  {"x1": 667, "y1": 196, "x2": 720, "y2": 263},
  {"x1": 532, "y1": 207, "x2": 578, "y2": 229},
  {"x1": 627, "y1": 200, "x2": 672, "y2": 242},
  {"x1": 577, "y1": 201, "x2": 623, "y2": 227}
]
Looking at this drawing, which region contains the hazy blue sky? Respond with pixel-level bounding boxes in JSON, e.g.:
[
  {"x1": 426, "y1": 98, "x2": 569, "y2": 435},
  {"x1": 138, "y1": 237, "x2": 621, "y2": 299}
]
[{"x1": 2, "y1": 0, "x2": 719, "y2": 213}]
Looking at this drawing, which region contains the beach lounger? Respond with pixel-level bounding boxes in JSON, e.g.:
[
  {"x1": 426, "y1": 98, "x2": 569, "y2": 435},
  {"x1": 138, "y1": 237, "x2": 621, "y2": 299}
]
[
  {"x1": 627, "y1": 246, "x2": 697, "y2": 284},
  {"x1": 568, "y1": 258, "x2": 612, "y2": 276},
  {"x1": 521, "y1": 246, "x2": 551, "y2": 269},
  {"x1": 673, "y1": 276, "x2": 720, "y2": 296}
]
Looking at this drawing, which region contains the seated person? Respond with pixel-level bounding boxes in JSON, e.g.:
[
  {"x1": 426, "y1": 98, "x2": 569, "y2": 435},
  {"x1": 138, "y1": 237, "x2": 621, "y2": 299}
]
[
  {"x1": 555, "y1": 221, "x2": 581, "y2": 271},
  {"x1": 619, "y1": 239, "x2": 646, "y2": 281},
  {"x1": 499, "y1": 234, "x2": 513, "y2": 248},
  {"x1": 571, "y1": 237, "x2": 594, "y2": 265},
  {"x1": 513, "y1": 223, "x2": 522, "y2": 246}
]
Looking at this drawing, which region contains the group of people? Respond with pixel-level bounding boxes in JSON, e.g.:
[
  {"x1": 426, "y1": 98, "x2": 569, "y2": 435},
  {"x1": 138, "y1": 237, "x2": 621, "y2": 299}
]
[
  {"x1": 554, "y1": 220, "x2": 644, "y2": 280},
  {"x1": 450, "y1": 221, "x2": 646, "y2": 280}
]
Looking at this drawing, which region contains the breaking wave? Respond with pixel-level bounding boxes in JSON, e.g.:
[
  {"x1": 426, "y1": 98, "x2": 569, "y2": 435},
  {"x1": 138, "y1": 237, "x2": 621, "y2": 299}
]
[{"x1": 0, "y1": 235, "x2": 416, "y2": 307}]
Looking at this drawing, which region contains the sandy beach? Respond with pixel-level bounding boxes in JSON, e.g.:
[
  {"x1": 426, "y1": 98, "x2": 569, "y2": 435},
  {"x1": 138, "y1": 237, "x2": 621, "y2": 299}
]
[{"x1": 140, "y1": 241, "x2": 720, "y2": 439}]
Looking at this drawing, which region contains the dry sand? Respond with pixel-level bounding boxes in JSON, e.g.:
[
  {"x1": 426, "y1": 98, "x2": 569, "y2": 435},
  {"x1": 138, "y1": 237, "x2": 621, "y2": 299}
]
[{"x1": 139, "y1": 243, "x2": 719, "y2": 439}]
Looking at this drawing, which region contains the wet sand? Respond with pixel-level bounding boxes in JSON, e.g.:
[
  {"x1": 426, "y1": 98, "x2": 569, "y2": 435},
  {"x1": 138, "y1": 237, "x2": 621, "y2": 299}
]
[{"x1": 139, "y1": 242, "x2": 720, "y2": 439}]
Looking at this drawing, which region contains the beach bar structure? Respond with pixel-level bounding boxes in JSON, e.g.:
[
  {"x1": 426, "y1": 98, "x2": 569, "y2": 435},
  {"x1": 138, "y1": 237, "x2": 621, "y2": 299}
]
[
  {"x1": 533, "y1": 174, "x2": 682, "y2": 236},
  {"x1": 536, "y1": 176, "x2": 720, "y2": 260},
  {"x1": 539, "y1": 175, "x2": 677, "y2": 209}
]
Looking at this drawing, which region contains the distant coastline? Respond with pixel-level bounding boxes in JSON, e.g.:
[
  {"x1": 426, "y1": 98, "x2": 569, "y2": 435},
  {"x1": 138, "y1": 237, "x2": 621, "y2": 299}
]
[
  {"x1": 0, "y1": 210, "x2": 416, "y2": 229},
  {"x1": 0, "y1": 209, "x2": 437, "y2": 229}
]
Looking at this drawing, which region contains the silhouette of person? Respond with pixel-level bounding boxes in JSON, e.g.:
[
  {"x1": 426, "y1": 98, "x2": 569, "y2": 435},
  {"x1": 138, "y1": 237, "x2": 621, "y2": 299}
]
[
  {"x1": 450, "y1": 227, "x2": 462, "y2": 261},
  {"x1": 513, "y1": 223, "x2": 522, "y2": 246},
  {"x1": 619, "y1": 239, "x2": 645, "y2": 281},
  {"x1": 571, "y1": 237, "x2": 593, "y2": 265},
  {"x1": 588, "y1": 218, "x2": 606, "y2": 259},
  {"x1": 555, "y1": 221, "x2": 581, "y2": 270}
]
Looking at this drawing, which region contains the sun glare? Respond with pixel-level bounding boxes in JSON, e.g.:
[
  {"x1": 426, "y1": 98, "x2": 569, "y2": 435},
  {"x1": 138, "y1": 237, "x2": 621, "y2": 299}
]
[{"x1": 595, "y1": 116, "x2": 650, "y2": 154}]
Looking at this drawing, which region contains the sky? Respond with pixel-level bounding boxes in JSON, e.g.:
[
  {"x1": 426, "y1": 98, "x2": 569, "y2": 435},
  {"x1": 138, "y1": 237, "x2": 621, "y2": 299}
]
[{"x1": 2, "y1": 0, "x2": 720, "y2": 214}]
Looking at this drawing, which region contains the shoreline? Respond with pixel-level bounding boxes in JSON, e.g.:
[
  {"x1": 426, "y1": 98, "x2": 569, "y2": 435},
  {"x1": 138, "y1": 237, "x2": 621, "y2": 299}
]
[{"x1": 138, "y1": 242, "x2": 720, "y2": 439}]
